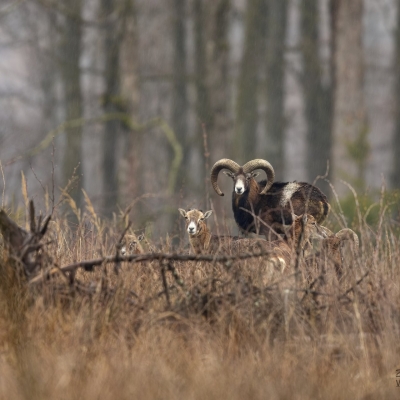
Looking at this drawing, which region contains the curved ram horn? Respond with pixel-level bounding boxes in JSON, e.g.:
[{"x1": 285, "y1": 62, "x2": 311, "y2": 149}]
[
  {"x1": 210, "y1": 159, "x2": 241, "y2": 196},
  {"x1": 242, "y1": 159, "x2": 275, "y2": 195}
]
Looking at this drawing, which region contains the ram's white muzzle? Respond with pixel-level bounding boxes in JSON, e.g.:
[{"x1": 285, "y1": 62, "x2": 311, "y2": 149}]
[{"x1": 235, "y1": 178, "x2": 245, "y2": 195}]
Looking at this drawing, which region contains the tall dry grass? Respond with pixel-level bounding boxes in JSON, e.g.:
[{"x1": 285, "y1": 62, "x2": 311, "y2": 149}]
[{"x1": 0, "y1": 190, "x2": 400, "y2": 400}]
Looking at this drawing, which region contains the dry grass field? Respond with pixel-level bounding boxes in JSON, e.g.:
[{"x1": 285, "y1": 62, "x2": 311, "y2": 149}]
[{"x1": 0, "y1": 191, "x2": 400, "y2": 400}]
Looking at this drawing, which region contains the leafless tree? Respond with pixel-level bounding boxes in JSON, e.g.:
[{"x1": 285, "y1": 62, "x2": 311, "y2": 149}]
[
  {"x1": 172, "y1": 0, "x2": 189, "y2": 192},
  {"x1": 101, "y1": 0, "x2": 126, "y2": 215},
  {"x1": 331, "y1": 0, "x2": 368, "y2": 192},
  {"x1": 60, "y1": 0, "x2": 84, "y2": 208},
  {"x1": 234, "y1": 0, "x2": 268, "y2": 162},
  {"x1": 392, "y1": 0, "x2": 400, "y2": 189},
  {"x1": 265, "y1": 0, "x2": 288, "y2": 180},
  {"x1": 301, "y1": 0, "x2": 332, "y2": 195}
]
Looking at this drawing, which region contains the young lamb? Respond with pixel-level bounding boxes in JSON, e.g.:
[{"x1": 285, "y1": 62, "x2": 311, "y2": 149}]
[
  {"x1": 120, "y1": 233, "x2": 145, "y2": 255},
  {"x1": 178, "y1": 208, "x2": 240, "y2": 254},
  {"x1": 304, "y1": 228, "x2": 359, "y2": 281},
  {"x1": 178, "y1": 208, "x2": 325, "y2": 275}
]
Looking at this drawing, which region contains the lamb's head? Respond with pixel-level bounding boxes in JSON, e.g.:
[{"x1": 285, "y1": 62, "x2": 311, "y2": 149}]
[
  {"x1": 121, "y1": 233, "x2": 144, "y2": 255},
  {"x1": 178, "y1": 208, "x2": 213, "y2": 236},
  {"x1": 317, "y1": 228, "x2": 359, "y2": 256},
  {"x1": 335, "y1": 228, "x2": 359, "y2": 253},
  {"x1": 284, "y1": 214, "x2": 326, "y2": 246},
  {"x1": 323, "y1": 228, "x2": 359, "y2": 262},
  {"x1": 210, "y1": 159, "x2": 275, "y2": 196}
]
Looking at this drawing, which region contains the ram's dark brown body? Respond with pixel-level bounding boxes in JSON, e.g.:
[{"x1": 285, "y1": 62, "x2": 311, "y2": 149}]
[
  {"x1": 210, "y1": 159, "x2": 330, "y2": 238},
  {"x1": 233, "y1": 179, "x2": 329, "y2": 236}
]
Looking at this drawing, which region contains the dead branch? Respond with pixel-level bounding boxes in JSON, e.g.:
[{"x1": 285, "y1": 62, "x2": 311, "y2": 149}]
[
  {"x1": 29, "y1": 249, "x2": 277, "y2": 285},
  {"x1": 0, "y1": 200, "x2": 52, "y2": 276}
]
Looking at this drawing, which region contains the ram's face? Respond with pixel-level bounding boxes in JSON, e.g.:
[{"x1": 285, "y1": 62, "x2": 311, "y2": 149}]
[
  {"x1": 178, "y1": 209, "x2": 213, "y2": 236},
  {"x1": 224, "y1": 170, "x2": 259, "y2": 195}
]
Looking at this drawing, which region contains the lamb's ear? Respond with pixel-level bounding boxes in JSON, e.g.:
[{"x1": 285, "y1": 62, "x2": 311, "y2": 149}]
[
  {"x1": 178, "y1": 208, "x2": 187, "y2": 218},
  {"x1": 203, "y1": 210, "x2": 213, "y2": 219}
]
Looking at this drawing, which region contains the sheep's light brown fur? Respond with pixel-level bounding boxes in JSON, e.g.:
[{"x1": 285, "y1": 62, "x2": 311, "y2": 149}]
[
  {"x1": 305, "y1": 228, "x2": 359, "y2": 281},
  {"x1": 120, "y1": 233, "x2": 145, "y2": 255},
  {"x1": 178, "y1": 209, "x2": 325, "y2": 278}
]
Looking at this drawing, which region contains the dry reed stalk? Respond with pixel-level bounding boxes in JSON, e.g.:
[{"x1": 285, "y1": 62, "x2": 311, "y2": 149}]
[{"x1": 0, "y1": 193, "x2": 399, "y2": 399}]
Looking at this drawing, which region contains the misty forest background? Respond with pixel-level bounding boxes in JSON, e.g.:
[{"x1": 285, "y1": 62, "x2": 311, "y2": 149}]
[{"x1": 1, "y1": 0, "x2": 400, "y2": 241}]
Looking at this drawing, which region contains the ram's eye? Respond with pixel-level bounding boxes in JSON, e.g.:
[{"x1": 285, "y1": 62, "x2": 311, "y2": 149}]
[{"x1": 200, "y1": 218, "x2": 204, "y2": 221}]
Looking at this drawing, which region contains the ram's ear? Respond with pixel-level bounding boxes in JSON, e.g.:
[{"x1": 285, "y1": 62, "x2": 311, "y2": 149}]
[
  {"x1": 203, "y1": 210, "x2": 213, "y2": 219},
  {"x1": 178, "y1": 208, "x2": 187, "y2": 218},
  {"x1": 250, "y1": 172, "x2": 260, "y2": 179},
  {"x1": 137, "y1": 233, "x2": 145, "y2": 241}
]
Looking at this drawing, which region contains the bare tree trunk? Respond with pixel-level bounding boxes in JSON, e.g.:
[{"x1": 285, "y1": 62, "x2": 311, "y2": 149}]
[
  {"x1": 208, "y1": 0, "x2": 231, "y2": 163},
  {"x1": 101, "y1": 0, "x2": 125, "y2": 216},
  {"x1": 265, "y1": 0, "x2": 287, "y2": 180},
  {"x1": 391, "y1": 0, "x2": 400, "y2": 189},
  {"x1": 331, "y1": 0, "x2": 368, "y2": 192},
  {"x1": 234, "y1": 0, "x2": 268, "y2": 162},
  {"x1": 33, "y1": 9, "x2": 59, "y2": 136},
  {"x1": 60, "y1": 0, "x2": 83, "y2": 208},
  {"x1": 193, "y1": 0, "x2": 211, "y2": 195},
  {"x1": 172, "y1": 0, "x2": 188, "y2": 192},
  {"x1": 193, "y1": 0, "x2": 231, "y2": 205},
  {"x1": 120, "y1": 0, "x2": 141, "y2": 206},
  {"x1": 301, "y1": 0, "x2": 332, "y2": 195}
]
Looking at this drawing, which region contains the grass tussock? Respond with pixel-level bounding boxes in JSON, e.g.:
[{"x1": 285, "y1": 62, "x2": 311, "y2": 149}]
[{"x1": 0, "y1": 195, "x2": 400, "y2": 400}]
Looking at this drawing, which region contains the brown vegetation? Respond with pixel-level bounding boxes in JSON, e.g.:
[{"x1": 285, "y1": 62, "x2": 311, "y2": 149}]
[
  {"x1": 305, "y1": 228, "x2": 360, "y2": 282},
  {"x1": 0, "y1": 198, "x2": 399, "y2": 400}
]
